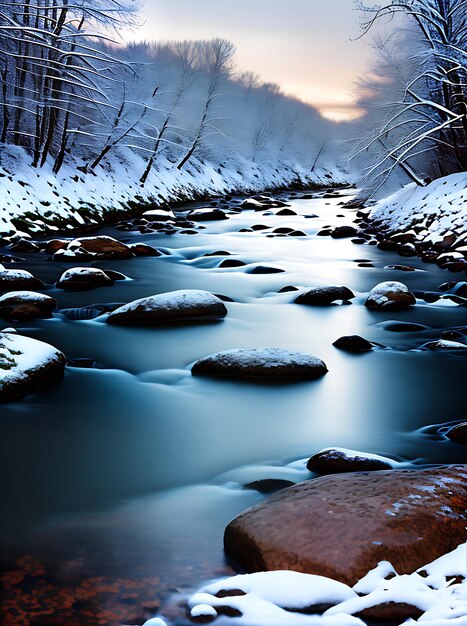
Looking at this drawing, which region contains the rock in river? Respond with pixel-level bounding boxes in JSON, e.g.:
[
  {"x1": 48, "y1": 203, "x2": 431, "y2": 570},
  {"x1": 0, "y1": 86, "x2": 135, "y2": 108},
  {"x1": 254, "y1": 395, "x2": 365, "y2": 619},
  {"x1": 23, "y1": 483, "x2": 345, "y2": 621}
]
[
  {"x1": 57, "y1": 267, "x2": 114, "y2": 291},
  {"x1": 306, "y1": 448, "x2": 394, "y2": 474},
  {"x1": 332, "y1": 335, "x2": 374, "y2": 353},
  {"x1": 330, "y1": 225, "x2": 358, "y2": 239},
  {"x1": 420, "y1": 339, "x2": 467, "y2": 350},
  {"x1": 192, "y1": 348, "x2": 328, "y2": 381},
  {"x1": 0, "y1": 265, "x2": 44, "y2": 292},
  {"x1": 0, "y1": 291, "x2": 57, "y2": 321},
  {"x1": 224, "y1": 466, "x2": 467, "y2": 586},
  {"x1": 365, "y1": 281, "x2": 416, "y2": 310},
  {"x1": 106, "y1": 289, "x2": 227, "y2": 325},
  {"x1": 295, "y1": 285, "x2": 355, "y2": 306},
  {"x1": 0, "y1": 331, "x2": 66, "y2": 402},
  {"x1": 447, "y1": 423, "x2": 467, "y2": 443},
  {"x1": 53, "y1": 236, "x2": 133, "y2": 260}
]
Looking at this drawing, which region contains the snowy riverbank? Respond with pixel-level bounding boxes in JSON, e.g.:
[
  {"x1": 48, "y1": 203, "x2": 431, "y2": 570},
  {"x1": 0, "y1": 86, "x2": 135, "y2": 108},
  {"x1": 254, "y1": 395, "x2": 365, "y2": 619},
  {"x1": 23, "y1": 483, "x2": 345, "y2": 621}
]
[
  {"x1": 0, "y1": 145, "x2": 349, "y2": 237},
  {"x1": 369, "y1": 173, "x2": 467, "y2": 247}
]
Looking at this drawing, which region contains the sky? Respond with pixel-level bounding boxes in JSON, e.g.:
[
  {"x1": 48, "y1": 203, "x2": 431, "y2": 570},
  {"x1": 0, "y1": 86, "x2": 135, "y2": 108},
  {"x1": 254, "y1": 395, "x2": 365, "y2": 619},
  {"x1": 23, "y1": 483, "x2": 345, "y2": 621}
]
[{"x1": 125, "y1": 0, "x2": 373, "y2": 121}]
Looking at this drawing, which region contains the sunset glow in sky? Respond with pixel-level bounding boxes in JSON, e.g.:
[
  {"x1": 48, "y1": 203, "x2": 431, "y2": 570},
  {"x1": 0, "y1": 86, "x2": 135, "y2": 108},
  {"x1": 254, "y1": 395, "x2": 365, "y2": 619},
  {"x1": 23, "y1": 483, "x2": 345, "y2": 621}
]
[{"x1": 126, "y1": 0, "x2": 372, "y2": 121}]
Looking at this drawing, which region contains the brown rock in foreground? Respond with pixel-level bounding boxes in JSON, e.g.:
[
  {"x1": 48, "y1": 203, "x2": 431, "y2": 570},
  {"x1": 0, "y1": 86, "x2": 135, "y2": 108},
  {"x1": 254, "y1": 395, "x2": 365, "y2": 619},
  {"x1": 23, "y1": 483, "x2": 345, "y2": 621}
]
[{"x1": 224, "y1": 466, "x2": 467, "y2": 586}]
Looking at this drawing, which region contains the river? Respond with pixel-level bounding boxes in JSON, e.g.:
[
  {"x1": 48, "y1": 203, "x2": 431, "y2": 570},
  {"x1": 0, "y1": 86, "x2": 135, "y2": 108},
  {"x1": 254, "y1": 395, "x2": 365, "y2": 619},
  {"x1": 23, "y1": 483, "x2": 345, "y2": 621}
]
[{"x1": 1, "y1": 189, "x2": 465, "y2": 626}]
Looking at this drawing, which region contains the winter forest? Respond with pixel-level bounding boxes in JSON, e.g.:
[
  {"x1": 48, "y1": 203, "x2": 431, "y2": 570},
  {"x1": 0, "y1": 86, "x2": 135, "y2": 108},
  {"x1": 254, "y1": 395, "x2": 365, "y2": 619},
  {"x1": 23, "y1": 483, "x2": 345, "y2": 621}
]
[
  {"x1": 0, "y1": 1, "x2": 465, "y2": 196},
  {"x1": 0, "y1": 2, "x2": 466, "y2": 626}
]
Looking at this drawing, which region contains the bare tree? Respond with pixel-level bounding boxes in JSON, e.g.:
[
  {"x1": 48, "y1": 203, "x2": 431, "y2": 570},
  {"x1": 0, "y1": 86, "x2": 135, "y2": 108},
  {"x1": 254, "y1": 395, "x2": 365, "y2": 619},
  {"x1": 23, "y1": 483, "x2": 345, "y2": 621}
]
[
  {"x1": 176, "y1": 38, "x2": 235, "y2": 170},
  {"x1": 0, "y1": 0, "x2": 140, "y2": 169},
  {"x1": 140, "y1": 41, "x2": 196, "y2": 185},
  {"x1": 353, "y1": 0, "x2": 467, "y2": 194}
]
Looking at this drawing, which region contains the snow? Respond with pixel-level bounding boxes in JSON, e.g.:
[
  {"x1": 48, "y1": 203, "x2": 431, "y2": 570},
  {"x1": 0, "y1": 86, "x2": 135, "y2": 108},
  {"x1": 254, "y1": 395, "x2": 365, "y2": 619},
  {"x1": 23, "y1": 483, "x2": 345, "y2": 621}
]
[
  {"x1": 0, "y1": 144, "x2": 348, "y2": 236},
  {"x1": 183, "y1": 542, "x2": 467, "y2": 626},
  {"x1": 370, "y1": 172, "x2": 467, "y2": 243},
  {"x1": 199, "y1": 571, "x2": 357, "y2": 607},
  {"x1": 190, "y1": 604, "x2": 218, "y2": 618}
]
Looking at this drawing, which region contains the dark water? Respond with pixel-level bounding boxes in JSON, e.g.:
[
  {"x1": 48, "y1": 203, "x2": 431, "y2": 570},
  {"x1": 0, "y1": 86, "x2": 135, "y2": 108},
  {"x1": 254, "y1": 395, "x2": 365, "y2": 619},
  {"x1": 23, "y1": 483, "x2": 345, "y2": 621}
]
[{"x1": 1, "y1": 190, "x2": 466, "y2": 625}]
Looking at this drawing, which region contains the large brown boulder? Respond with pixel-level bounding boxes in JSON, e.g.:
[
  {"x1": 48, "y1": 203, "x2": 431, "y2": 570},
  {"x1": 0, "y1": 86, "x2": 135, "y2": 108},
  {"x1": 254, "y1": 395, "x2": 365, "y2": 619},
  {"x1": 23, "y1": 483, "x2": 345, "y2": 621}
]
[{"x1": 224, "y1": 466, "x2": 467, "y2": 586}]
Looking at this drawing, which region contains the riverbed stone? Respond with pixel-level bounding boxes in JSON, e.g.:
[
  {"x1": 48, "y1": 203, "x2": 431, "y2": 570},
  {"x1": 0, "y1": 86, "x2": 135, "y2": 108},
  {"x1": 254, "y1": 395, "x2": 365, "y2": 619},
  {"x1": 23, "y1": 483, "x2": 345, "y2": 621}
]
[
  {"x1": 70, "y1": 236, "x2": 133, "y2": 259},
  {"x1": 365, "y1": 281, "x2": 416, "y2": 310},
  {"x1": 447, "y1": 423, "x2": 467, "y2": 443},
  {"x1": 106, "y1": 289, "x2": 228, "y2": 325},
  {"x1": 192, "y1": 348, "x2": 328, "y2": 380},
  {"x1": 295, "y1": 285, "x2": 355, "y2": 306},
  {"x1": 306, "y1": 448, "x2": 393, "y2": 474},
  {"x1": 332, "y1": 335, "x2": 373, "y2": 353},
  {"x1": 224, "y1": 466, "x2": 467, "y2": 586},
  {"x1": 330, "y1": 225, "x2": 358, "y2": 239},
  {"x1": 0, "y1": 266, "x2": 44, "y2": 292},
  {"x1": 188, "y1": 208, "x2": 228, "y2": 221},
  {"x1": 129, "y1": 243, "x2": 161, "y2": 257},
  {"x1": 0, "y1": 291, "x2": 57, "y2": 320},
  {"x1": 421, "y1": 339, "x2": 467, "y2": 350},
  {"x1": 57, "y1": 267, "x2": 114, "y2": 291},
  {"x1": 0, "y1": 331, "x2": 66, "y2": 402},
  {"x1": 249, "y1": 266, "x2": 284, "y2": 274}
]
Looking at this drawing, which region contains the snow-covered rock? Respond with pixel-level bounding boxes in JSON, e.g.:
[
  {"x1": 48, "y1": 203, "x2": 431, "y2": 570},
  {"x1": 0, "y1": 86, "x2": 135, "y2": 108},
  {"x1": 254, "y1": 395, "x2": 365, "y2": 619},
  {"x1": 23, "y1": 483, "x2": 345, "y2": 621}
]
[
  {"x1": 56, "y1": 267, "x2": 114, "y2": 291},
  {"x1": 306, "y1": 448, "x2": 395, "y2": 474},
  {"x1": 106, "y1": 290, "x2": 228, "y2": 325},
  {"x1": 421, "y1": 339, "x2": 467, "y2": 351},
  {"x1": 192, "y1": 348, "x2": 328, "y2": 380},
  {"x1": 294, "y1": 285, "x2": 355, "y2": 306},
  {"x1": 0, "y1": 332, "x2": 66, "y2": 402},
  {"x1": 0, "y1": 291, "x2": 57, "y2": 320},
  {"x1": 365, "y1": 281, "x2": 416, "y2": 310},
  {"x1": 0, "y1": 265, "x2": 44, "y2": 292},
  {"x1": 188, "y1": 208, "x2": 229, "y2": 221}
]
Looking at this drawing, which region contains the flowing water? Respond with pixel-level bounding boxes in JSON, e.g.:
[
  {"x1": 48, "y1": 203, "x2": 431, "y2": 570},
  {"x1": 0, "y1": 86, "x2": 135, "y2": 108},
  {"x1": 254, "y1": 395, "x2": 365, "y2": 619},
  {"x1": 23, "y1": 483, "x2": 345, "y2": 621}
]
[{"x1": 1, "y1": 190, "x2": 466, "y2": 625}]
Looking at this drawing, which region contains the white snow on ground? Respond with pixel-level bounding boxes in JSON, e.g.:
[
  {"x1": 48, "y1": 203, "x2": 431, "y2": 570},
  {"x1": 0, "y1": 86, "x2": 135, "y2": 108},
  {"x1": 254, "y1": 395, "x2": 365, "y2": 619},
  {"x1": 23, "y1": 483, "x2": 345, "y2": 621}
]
[
  {"x1": 370, "y1": 172, "x2": 467, "y2": 242},
  {"x1": 0, "y1": 145, "x2": 348, "y2": 235},
  {"x1": 179, "y1": 542, "x2": 467, "y2": 626}
]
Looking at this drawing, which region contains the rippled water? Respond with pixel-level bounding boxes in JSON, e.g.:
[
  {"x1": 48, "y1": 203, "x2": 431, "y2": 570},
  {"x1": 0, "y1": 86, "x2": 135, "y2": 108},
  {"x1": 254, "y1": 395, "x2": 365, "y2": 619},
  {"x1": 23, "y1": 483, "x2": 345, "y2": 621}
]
[{"x1": 1, "y1": 190, "x2": 466, "y2": 625}]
